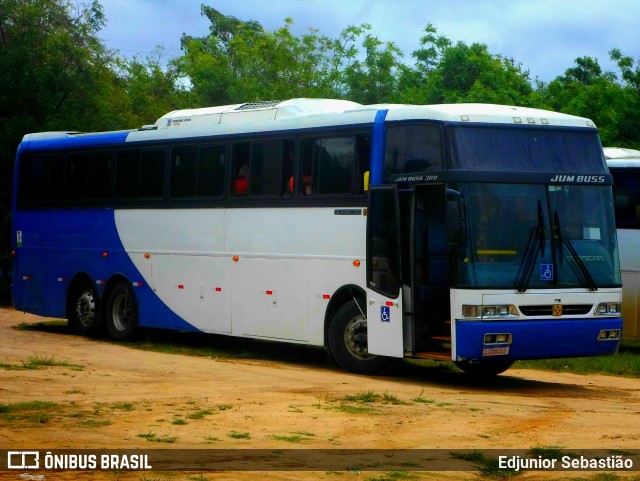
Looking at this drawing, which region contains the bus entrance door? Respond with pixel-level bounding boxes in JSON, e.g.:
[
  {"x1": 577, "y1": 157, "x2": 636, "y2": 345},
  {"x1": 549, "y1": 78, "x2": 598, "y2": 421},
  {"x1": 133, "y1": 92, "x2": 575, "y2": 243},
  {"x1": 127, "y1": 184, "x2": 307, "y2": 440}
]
[{"x1": 366, "y1": 185, "x2": 404, "y2": 358}]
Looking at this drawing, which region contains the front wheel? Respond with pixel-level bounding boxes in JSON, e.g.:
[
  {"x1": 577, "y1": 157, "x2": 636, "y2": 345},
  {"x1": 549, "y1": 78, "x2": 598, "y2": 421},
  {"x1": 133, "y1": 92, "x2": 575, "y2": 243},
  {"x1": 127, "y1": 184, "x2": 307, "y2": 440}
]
[
  {"x1": 328, "y1": 299, "x2": 396, "y2": 375},
  {"x1": 454, "y1": 359, "x2": 514, "y2": 377},
  {"x1": 105, "y1": 283, "x2": 138, "y2": 341}
]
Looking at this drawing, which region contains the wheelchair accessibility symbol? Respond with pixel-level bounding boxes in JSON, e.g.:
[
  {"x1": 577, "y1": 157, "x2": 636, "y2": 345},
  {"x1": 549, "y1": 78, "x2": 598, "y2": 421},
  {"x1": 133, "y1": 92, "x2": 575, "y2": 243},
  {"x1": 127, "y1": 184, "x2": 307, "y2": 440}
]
[
  {"x1": 381, "y1": 306, "x2": 391, "y2": 323},
  {"x1": 540, "y1": 263, "x2": 554, "y2": 281}
]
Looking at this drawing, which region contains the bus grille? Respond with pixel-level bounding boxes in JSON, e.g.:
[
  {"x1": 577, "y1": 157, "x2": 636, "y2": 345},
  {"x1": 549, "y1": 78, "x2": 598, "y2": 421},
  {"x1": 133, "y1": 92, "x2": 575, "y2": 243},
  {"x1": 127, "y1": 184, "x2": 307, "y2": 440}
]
[{"x1": 519, "y1": 305, "x2": 592, "y2": 316}]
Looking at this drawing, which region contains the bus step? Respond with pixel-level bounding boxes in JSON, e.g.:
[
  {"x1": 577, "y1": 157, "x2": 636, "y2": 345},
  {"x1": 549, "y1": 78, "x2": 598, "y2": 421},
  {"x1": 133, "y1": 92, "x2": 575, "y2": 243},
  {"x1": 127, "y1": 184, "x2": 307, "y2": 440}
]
[{"x1": 414, "y1": 352, "x2": 452, "y2": 361}]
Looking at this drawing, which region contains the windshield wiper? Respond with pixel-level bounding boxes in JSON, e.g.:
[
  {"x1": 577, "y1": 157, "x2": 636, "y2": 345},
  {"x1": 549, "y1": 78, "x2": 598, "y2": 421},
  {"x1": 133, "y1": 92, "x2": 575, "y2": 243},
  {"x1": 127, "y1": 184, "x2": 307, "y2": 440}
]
[
  {"x1": 553, "y1": 210, "x2": 598, "y2": 291},
  {"x1": 516, "y1": 200, "x2": 546, "y2": 293}
]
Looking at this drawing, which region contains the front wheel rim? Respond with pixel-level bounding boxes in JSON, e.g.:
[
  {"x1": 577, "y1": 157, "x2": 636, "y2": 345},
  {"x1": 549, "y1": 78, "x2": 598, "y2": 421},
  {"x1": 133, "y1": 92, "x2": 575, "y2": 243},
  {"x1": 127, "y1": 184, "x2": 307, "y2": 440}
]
[
  {"x1": 75, "y1": 291, "x2": 96, "y2": 327},
  {"x1": 343, "y1": 315, "x2": 374, "y2": 360}
]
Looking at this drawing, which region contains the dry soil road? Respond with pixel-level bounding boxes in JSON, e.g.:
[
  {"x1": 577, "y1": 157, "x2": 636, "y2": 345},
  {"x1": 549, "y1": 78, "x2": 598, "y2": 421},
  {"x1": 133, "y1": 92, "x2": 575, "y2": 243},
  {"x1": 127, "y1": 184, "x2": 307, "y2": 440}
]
[{"x1": 0, "y1": 307, "x2": 639, "y2": 481}]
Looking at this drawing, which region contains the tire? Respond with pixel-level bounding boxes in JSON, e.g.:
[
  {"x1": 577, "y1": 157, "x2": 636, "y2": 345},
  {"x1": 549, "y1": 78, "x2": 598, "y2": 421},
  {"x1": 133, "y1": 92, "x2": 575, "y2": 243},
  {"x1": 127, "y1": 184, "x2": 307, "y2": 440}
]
[
  {"x1": 105, "y1": 283, "x2": 138, "y2": 341},
  {"x1": 328, "y1": 299, "x2": 396, "y2": 375},
  {"x1": 68, "y1": 281, "x2": 101, "y2": 336},
  {"x1": 454, "y1": 359, "x2": 514, "y2": 377}
]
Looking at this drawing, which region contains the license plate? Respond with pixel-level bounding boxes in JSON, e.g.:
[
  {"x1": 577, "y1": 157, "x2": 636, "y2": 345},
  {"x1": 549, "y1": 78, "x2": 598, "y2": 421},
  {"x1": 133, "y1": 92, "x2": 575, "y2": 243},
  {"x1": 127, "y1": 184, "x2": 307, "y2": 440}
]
[{"x1": 482, "y1": 346, "x2": 510, "y2": 357}]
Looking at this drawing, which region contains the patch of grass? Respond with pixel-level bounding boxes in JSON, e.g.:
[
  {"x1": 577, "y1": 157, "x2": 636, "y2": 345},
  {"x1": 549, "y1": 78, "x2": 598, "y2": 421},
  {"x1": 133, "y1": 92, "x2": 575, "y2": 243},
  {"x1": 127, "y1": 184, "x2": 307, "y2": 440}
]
[
  {"x1": 515, "y1": 342, "x2": 640, "y2": 378},
  {"x1": 0, "y1": 354, "x2": 83, "y2": 371},
  {"x1": 366, "y1": 472, "x2": 419, "y2": 481},
  {"x1": 111, "y1": 402, "x2": 135, "y2": 411},
  {"x1": 136, "y1": 432, "x2": 178, "y2": 443},
  {"x1": 80, "y1": 418, "x2": 112, "y2": 428},
  {"x1": 412, "y1": 389, "x2": 435, "y2": 404},
  {"x1": 187, "y1": 409, "x2": 213, "y2": 419},
  {"x1": 343, "y1": 390, "x2": 406, "y2": 405},
  {"x1": 333, "y1": 404, "x2": 379, "y2": 414},
  {"x1": 450, "y1": 450, "x2": 519, "y2": 479},
  {"x1": 217, "y1": 404, "x2": 233, "y2": 411},
  {"x1": 204, "y1": 436, "x2": 220, "y2": 443},
  {"x1": 22, "y1": 354, "x2": 84, "y2": 371},
  {"x1": 0, "y1": 401, "x2": 58, "y2": 424},
  {"x1": 345, "y1": 390, "x2": 380, "y2": 403},
  {"x1": 0, "y1": 362, "x2": 23, "y2": 370},
  {"x1": 272, "y1": 431, "x2": 315, "y2": 444},
  {"x1": 227, "y1": 431, "x2": 251, "y2": 439},
  {"x1": 171, "y1": 418, "x2": 188, "y2": 425}
]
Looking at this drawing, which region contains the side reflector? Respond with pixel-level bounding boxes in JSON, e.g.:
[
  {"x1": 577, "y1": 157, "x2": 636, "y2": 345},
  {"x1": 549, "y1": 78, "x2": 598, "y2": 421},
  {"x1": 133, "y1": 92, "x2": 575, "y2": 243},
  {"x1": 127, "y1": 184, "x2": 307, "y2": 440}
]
[
  {"x1": 353, "y1": 260, "x2": 361, "y2": 267},
  {"x1": 233, "y1": 256, "x2": 239, "y2": 262}
]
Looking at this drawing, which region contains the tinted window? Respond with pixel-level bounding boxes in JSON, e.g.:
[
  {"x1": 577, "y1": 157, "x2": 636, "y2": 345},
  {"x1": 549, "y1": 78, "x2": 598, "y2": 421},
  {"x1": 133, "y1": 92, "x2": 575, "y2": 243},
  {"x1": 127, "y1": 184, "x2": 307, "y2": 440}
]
[
  {"x1": 232, "y1": 140, "x2": 293, "y2": 197},
  {"x1": 67, "y1": 151, "x2": 111, "y2": 201},
  {"x1": 611, "y1": 167, "x2": 640, "y2": 229},
  {"x1": 301, "y1": 136, "x2": 356, "y2": 195},
  {"x1": 116, "y1": 149, "x2": 165, "y2": 200},
  {"x1": 385, "y1": 124, "x2": 442, "y2": 179},
  {"x1": 18, "y1": 154, "x2": 64, "y2": 206}
]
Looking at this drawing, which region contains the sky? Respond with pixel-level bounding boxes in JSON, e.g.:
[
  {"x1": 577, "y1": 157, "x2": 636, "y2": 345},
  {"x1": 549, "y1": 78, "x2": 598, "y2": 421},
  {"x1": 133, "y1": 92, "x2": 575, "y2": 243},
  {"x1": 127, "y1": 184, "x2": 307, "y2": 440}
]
[{"x1": 99, "y1": 0, "x2": 640, "y2": 84}]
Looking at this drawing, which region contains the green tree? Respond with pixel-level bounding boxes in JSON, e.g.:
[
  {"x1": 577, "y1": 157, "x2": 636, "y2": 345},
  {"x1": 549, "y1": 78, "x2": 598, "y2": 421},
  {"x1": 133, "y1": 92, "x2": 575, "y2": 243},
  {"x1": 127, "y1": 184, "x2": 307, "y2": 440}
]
[
  {"x1": 0, "y1": 0, "x2": 114, "y2": 282},
  {"x1": 175, "y1": 6, "x2": 343, "y2": 105},
  {"x1": 398, "y1": 25, "x2": 533, "y2": 106},
  {"x1": 340, "y1": 24, "x2": 404, "y2": 103},
  {"x1": 537, "y1": 56, "x2": 634, "y2": 147}
]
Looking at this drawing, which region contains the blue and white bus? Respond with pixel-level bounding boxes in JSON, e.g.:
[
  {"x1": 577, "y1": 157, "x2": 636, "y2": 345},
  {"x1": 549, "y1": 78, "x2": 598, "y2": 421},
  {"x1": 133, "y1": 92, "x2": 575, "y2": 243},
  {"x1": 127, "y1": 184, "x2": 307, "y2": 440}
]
[
  {"x1": 604, "y1": 146, "x2": 640, "y2": 341},
  {"x1": 11, "y1": 99, "x2": 623, "y2": 376}
]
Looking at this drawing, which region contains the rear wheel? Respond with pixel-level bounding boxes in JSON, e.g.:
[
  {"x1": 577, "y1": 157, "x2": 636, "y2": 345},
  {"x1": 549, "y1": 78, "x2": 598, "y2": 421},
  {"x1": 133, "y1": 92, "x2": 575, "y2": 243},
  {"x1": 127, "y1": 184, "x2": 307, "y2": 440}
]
[
  {"x1": 454, "y1": 359, "x2": 514, "y2": 377},
  {"x1": 105, "y1": 283, "x2": 138, "y2": 341},
  {"x1": 68, "y1": 281, "x2": 101, "y2": 336},
  {"x1": 328, "y1": 299, "x2": 395, "y2": 375}
]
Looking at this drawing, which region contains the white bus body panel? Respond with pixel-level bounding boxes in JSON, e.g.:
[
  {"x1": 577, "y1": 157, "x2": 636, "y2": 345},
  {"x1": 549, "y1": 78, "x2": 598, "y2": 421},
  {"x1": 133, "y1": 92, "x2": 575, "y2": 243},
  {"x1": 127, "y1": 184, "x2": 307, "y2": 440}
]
[
  {"x1": 114, "y1": 208, "x2": 366, "y2": 344},
  {"x1": 366, "y1": 291, "x2": 404, "y2": 358},
  {"x1": 617, "y1": 229, "x2": 640, "y2": 340}
]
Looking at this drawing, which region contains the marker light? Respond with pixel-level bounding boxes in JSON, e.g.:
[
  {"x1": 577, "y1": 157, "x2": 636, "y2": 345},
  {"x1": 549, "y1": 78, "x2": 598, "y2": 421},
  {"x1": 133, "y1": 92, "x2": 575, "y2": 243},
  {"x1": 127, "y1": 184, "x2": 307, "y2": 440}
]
[
  {"x1": 144, "y1": 253, "x2": 151, "y2": 259},
  {"x1": 102, "y1": 252, "x2": 108, "y2": 258},
  {"x1": 233, "y1": 256, "x2": 239, "y2": 262},
  {"x1": 353, "y1": 260, "x2": 361, "y2": 267}
]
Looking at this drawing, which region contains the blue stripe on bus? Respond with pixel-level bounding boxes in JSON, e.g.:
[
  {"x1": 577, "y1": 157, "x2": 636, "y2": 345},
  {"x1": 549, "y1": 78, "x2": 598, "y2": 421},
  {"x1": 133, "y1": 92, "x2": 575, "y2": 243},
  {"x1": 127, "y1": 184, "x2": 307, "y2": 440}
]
[
  {"x1": 455, "y1": 318, "x2": 622, "y2": 360},
  {"x1": 12, "y1": 208, "x2": 200, "y2": 333},
  {"x1": 20, "y1": 131, "x2": 131, "y2": 152},
  {"x1": 369, "y1": 109, "x2": 388, "y2": 186}
]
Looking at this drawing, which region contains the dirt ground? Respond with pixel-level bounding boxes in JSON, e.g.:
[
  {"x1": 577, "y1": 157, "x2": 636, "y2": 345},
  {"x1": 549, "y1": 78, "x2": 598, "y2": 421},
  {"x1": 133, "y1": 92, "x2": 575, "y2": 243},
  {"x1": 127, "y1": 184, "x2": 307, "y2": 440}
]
[{"x1": 0, "y1": 306, "x2": 639, "y2": 481}]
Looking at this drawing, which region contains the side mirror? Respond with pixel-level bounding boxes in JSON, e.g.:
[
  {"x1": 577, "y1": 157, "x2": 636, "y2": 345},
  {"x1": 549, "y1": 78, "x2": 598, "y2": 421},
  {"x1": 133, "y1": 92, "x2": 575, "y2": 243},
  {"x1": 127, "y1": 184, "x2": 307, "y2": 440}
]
[{"x1": 446, "y1": 189, "x2": 465, "y2": 245}]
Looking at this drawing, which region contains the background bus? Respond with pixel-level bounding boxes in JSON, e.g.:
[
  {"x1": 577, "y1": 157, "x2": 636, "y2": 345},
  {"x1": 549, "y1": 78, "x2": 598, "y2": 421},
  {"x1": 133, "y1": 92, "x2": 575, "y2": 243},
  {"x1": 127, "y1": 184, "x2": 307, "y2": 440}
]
[
  {"x1": 604, "y1": 146, "x2": 640, "y2": 341},
  {"x1": 11, "y1": 99, "x2": 623, "y2": 376}
]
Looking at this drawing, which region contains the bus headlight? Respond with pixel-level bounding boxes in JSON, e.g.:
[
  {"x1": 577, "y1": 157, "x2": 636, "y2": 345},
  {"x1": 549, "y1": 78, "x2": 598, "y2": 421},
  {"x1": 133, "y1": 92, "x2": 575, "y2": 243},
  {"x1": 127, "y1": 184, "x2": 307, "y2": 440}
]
[
  {"x1": 595, "y1": 303, "x2": 621, "y2": 315},
  {"x1": 462, "y1": 305, "x2": 518, "y2": 319}
]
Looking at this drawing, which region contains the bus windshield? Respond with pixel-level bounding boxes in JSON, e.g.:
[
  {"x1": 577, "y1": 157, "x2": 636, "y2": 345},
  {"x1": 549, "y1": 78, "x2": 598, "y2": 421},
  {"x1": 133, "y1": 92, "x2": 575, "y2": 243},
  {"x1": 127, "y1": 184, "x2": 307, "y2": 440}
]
[
  {"x1": 452, "y1": 183, "x2": 621, "y2": 290},
  {"x1": 451, "y1": 126, "x2": 607, "y2": 173}
]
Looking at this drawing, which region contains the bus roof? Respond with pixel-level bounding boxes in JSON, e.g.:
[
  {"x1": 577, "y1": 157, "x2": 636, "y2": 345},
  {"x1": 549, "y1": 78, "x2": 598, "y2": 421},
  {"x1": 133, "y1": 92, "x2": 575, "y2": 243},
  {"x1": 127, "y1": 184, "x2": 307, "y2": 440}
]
[
  {"x1": 604, "y1": 147, "x2": 640, "y2": 167},
  {"x1": 20, "y1": 99, "x2": 598, "y2": 149}
]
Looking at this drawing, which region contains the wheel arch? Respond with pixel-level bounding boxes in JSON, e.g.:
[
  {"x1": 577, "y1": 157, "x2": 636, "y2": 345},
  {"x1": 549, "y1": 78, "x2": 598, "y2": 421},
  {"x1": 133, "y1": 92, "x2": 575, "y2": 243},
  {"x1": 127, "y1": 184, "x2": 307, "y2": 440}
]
[
  {"x1": 66, "y1": 272, "x2": 97, "y2": 319},
  {"x1": 324, "y1": 284, "x2": 366, "y2": 347},
  {"x1": 103, "y1": 273, "x2": 133, "y2": 308}
]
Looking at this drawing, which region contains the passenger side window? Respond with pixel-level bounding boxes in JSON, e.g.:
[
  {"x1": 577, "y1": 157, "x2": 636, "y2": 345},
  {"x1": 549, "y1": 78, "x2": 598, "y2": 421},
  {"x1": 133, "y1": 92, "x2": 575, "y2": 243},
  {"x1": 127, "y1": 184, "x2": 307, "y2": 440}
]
[
  {"x1": 116, "y1": 149, "x2": 166, "y2": 200},
  {"x1": 171, "y1": 144, "x2": 225, "y2": 199},
  {"x1": 232, "y1": 140, "x2": 293, "y2": 197},
  {"x1": 301, "y1": 136, "x2": 357, "y2": 195},
  {"x1": 67, "y1": 152, "x2": 112, "y2": 202}
]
